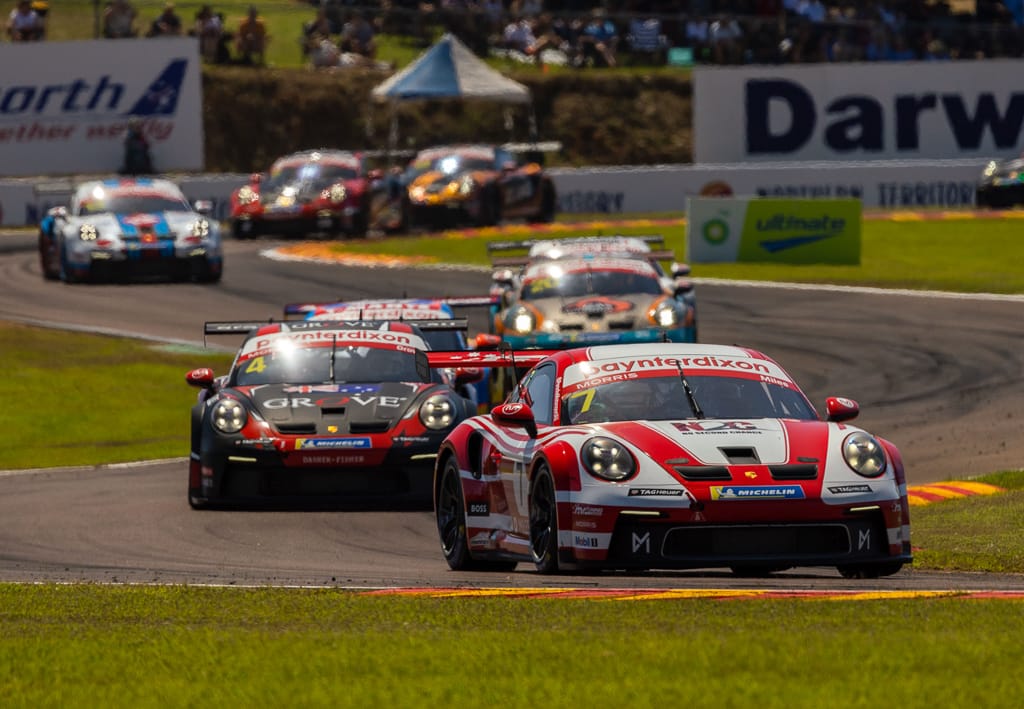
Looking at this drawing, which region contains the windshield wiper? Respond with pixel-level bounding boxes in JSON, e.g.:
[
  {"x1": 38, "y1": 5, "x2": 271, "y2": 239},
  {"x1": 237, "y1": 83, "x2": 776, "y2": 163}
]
[{"x1": 675, "y1": 360, "x2": 704, "y2": 419}]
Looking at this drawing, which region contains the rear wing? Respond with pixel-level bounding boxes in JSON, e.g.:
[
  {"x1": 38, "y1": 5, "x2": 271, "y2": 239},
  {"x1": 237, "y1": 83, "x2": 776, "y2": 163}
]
[
  {"x1": 203, "y1": 318, "x2": 468, "y2": 347},
  {"x1": 426, "y1": 349, "x2": 557, "y2": 369},
  {"x1": 487, "y1": 234, "x2": 673, "y2": 268},
  {"x1": 283, "y1": 296, "x2": 500, "y2": 320}
]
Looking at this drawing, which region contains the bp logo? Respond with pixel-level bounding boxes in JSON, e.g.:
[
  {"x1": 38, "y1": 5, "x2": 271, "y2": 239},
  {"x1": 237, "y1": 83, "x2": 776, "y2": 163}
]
[{"x1": 702, "y1": 218, "x2": 729, "y2": 245}]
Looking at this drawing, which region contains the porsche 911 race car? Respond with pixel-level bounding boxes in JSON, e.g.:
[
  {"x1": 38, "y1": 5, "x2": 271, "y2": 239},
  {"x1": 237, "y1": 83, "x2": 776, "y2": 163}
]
[
  {"x1": 283, "y1": 296, "x2": 501, "y2": 411},
  {"x1": 38, "y1": 178, "x2": 223, "y2": 284},
  {"x1": 490, "y1": 253, "x2": 697, "y2": 349},
  {"x1": 401, "y1": 143, "x2": 558, "y2": 229},
  {"x1": 975, "y1": 156, "x2": 1024, "y2": 208},
  {"x1": 186, "y1": 318, "x2": 481, "y2": 509},
  {"x1": 229, "y1": 149, "x2": 391, "y2": 239},
  {"x1": 434, "y1": 343, "x2": 912, "y2": 578},
  {"x1": 487, "y1": 235, "x2": 697, "y2": 333}
]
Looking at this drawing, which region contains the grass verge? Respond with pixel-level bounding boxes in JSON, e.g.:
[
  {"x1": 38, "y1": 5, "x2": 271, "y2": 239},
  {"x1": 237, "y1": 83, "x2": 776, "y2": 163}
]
[
  {"x1": 1, "y1": 584, "x2": 1023, "y2": 707},
  {"x1": 0, "y1": 323, "x2": 233, "y2": 469}
]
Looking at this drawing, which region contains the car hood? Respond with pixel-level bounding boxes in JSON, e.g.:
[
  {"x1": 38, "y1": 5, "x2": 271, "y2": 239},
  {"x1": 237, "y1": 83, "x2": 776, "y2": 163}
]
[
  {"x1": 70, "y1": 211, "x2": 202, "y2": 236},
  {"x1": 594, "y1": 418, "x2": 833, "y2": 467},
  {"x1": 235, "y1": 382, "x2": 437, "y2": 433},
  {"x1": 409, "y1": 169, "x2": 491, "y2": 195}
]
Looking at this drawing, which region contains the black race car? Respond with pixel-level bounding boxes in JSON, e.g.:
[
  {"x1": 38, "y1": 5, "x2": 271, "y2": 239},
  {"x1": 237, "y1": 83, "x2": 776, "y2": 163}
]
[
  {"x1": 185, "y1": 318, "x2": 475, "y2": 509},
  {"x1": 976, "y1": 157, "x2": 1024, "y2": 208}
]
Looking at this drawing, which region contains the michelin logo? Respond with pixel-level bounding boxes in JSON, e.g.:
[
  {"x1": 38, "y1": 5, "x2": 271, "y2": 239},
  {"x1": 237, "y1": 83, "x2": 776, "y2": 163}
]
[
  {"x1": 711, "y1": 486, "x2": 805, "y2": 500},
  {"x1": 296, "y1": 438, "x2": 371, "y2": 450}
]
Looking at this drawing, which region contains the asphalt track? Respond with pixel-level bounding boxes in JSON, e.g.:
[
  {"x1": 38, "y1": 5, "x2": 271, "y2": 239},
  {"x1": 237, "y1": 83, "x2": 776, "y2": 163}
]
[{"x1": 1, "y1": 231, "x2": 1022, "y2": 591}]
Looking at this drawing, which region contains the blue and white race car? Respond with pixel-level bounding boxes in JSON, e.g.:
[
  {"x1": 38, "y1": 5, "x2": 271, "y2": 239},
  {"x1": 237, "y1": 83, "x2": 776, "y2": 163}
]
[{"x1": 38, "y1": 177, "x2": 223, "y2": 284}]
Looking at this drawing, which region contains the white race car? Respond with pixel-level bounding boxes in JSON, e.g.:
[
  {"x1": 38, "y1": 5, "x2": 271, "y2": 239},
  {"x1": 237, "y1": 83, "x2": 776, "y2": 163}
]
[{"x1": 38, "y1": 177, "x2": 223, "y2": 283}]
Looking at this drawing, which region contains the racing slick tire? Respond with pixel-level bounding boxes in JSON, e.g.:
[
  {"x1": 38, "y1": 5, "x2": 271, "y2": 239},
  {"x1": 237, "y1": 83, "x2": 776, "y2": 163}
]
[
  {"x1": 59, "y1": 244, "x2": 86, "y2": 284},
  {"x1": 478, "y1": 185, "x2": 502, "y2": 227},
  {"x1": 436, "y1": 456, "x2": 517, "y2": 571},
  {"x1": 39, "y1": 234, "x2": 60, "y2": 281},
  {"x1": 836, "y1": 562, "x2": 904, "y2": 579},
  {"x1": 530, "y1": 181, "x2": 557, "y2": 224},
  {"x1": 530, "y1": 464, "x2": 560, "y2": 574},
  {"x1": 230, "y1": 219, "x2": 257, "y2": 240},
  {"x1": 350, "y1": 206, "x2": 370, "y2": 239}
]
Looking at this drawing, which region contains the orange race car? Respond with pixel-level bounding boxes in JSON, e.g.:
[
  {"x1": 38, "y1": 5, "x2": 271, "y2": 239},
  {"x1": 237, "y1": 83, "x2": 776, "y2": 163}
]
[{"x1": 401, "y1": 143, "x2": 558, "y2": 230}]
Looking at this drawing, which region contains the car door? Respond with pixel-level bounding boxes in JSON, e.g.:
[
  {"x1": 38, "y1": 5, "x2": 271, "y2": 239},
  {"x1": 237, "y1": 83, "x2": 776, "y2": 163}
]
[
  {"x1": 495, "y1": 148, "x2": 537, "y2": 214},
  {"x1": 495, "y1": 362, "x2": 556, "y2": 552}
]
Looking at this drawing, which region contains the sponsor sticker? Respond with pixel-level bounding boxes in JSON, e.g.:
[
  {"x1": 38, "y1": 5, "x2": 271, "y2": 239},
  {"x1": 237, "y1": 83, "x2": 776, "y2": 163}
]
[
  {"x1": 295, "y1": 438, "x2": 371, "y2": 450},
  {"x1": 467, "y1": 501, "x2": 489, "y2": 516},
  {"x1": 710, "y1": 485, "x2": 805, "y2": 500},
  {"x1": 628, "y1": 488, "x2": 685, "y2": 497},
  {"x1": 828, "y1": 484, "x2": 872, "y2": 494}
]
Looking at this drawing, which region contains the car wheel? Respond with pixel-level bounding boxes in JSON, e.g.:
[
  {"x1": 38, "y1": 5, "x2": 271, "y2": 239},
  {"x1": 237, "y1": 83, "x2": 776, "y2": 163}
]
[
  {"x1": 59, "y1": 244, "x2": 84, "y2": 284},
  {"x1": 230, "y1": 219, "x2": 255, "y2": 239},
  {"x1": 193, "y1": 259, "x2": 222, "y2": 284},
  {"x1": 478, "y1": 186, "x2": 502, "y2": 227},
  {"x1": 531, "y1": 181, "x2": 557, "y2": 223},
  {"x1": 436, "y1": 456, "x2": 516, "y2": 571},
  {"x1": 836, "y1": 562, "x2": 904, "y2": 579},
  {"x1": 38, "y1": 233, "x2": 59, "y2": 280},
  {"x1": 530, "y1": 464, "x2": 560, "y2": 574}
]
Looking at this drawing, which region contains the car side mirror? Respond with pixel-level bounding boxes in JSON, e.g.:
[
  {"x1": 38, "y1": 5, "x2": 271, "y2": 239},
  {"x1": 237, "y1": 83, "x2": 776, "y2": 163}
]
[
  {"x1": 825, "y1": 396, "x2": 859, "y2": 423},
  {"x1": 250, "y1": 172, "x2": 263, "y2": 185},
  {"x1": 368, "y1": 168, "x2": 383, "y2": 181},
  {"x1": 491, "y1": 402, "x2": 537, "y2": 437},
  {"x1": 186, "y1": 367, "x2": 216, "y2": 389},
  {"x1": 193, "y1": 200, "x2": 213, "y2": 215},
  {"x1": 475, "y1": 333, "x2": 502, "y2": 350},
  {"x1": 674, "y1": 278, "x2": 693, "y2": 297},
  {"x1": 671, "y1": 262, "x2": 691, "y2": 278}
]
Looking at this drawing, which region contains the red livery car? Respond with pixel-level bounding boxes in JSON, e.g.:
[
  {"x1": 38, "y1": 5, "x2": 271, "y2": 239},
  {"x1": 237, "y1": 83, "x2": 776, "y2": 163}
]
[{"x1": 434, "y1": 342, "x2": 912, "y2": 578}]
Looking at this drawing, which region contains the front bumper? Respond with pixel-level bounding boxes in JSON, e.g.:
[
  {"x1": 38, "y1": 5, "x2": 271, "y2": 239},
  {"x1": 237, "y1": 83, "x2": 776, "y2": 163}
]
[
  {"x1": 198, "y1": 438, "x2": 442, "y2": 508},
  {"x1": 66, "y1": 242, "x2": 222, "y2": 280}
]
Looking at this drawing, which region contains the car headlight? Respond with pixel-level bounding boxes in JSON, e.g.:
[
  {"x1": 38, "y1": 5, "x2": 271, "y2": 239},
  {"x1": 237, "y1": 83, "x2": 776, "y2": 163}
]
[
  {"x1": 191, "y1": 219, "x2": 210, "y2": 238},
  {"x1": 420, "y1": 393, "x2": 456, "y2": 430},
  {"x1": 79, "y1": 224, "x2": 98, "y2": 241},
  {"x1": 211, "y1": 398, "x2": 247, "y2": 434},
  {"x1": 508, "y1": 306, "x2": 538, "y2": 334},
  {"x1": 842, "y1": 431, "x2": 886, "y2": 478},
  {"x1": 581, "y1": 437, "x2": 636, "y2": 481},
  {"x1": 982, "y1": 161, "x2": 997, "y2": 178},
  {"x1": 457, "y1": 175, "x2": 475, "y2": 195},
  {"x1": 237, "y1": 186, "x2": 258, "y2": 205},
  {"x1": 649, "y1": 300, "x2": 681, "y2": 328},
  {"x1": 326, "y1": 184, "x2": 346, "y2": 202}
]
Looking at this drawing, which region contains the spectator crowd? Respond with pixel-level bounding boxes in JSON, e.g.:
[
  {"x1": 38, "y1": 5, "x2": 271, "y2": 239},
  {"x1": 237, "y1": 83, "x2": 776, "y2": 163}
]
[{"x1": 7, "y1": 1, "x2": 1024, "y2": 70}]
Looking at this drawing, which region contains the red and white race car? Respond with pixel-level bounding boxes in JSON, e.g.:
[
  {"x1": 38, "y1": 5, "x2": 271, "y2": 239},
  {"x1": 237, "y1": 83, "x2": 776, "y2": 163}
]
[{"x1": 433, "y1": 342, "x2": 912, "y2": 578}]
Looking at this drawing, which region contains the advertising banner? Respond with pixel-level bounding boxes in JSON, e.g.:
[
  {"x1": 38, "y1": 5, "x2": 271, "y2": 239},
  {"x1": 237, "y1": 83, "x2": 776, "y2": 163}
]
[
  {"x1": 0, "y1": 38, "x2": 203, "y2": 176},
  {"x1": 694, "y1": 61, "x2": 1024, "y2": 163},
  {"x1": 687, "y1": 197, "x2": 862, "y2": 264}
]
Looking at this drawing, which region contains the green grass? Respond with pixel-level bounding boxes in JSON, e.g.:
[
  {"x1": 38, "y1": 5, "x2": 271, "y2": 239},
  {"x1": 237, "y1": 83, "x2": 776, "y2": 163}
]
[
  {"x1": 0, "y1": 323, "x2": 233, "y2": 469},
  {"x1": 1, "y1": 584, "x2": 1022, "y2": 707},
  {"x1": 911, "y1": 470, "x2": 1024, "y2": 573},
  {"x1": 339, "y1": 213, "x2": 1024, "y2": 294}
]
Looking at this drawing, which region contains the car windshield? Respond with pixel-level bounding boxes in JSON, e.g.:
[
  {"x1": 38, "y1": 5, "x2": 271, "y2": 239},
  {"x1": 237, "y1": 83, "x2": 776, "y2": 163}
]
[
  {"x1": 265, "y1": 162, "x2": 359, "y2": 190},
  {"x1": 522, "y1": 270, "x2": 664, "y2": 300},
  {"x1": 561, "y1": 374, "x2": 817, "y2": 424},
  {"x1": 78, "y1": 194, "x2": 191, "y2": 215},
  {"x1": 405, "y1": 154, "x2": 494, "y2": 180},
  {"x1": 233, "y1": 345, "x2": 427, "y2": 386}
]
